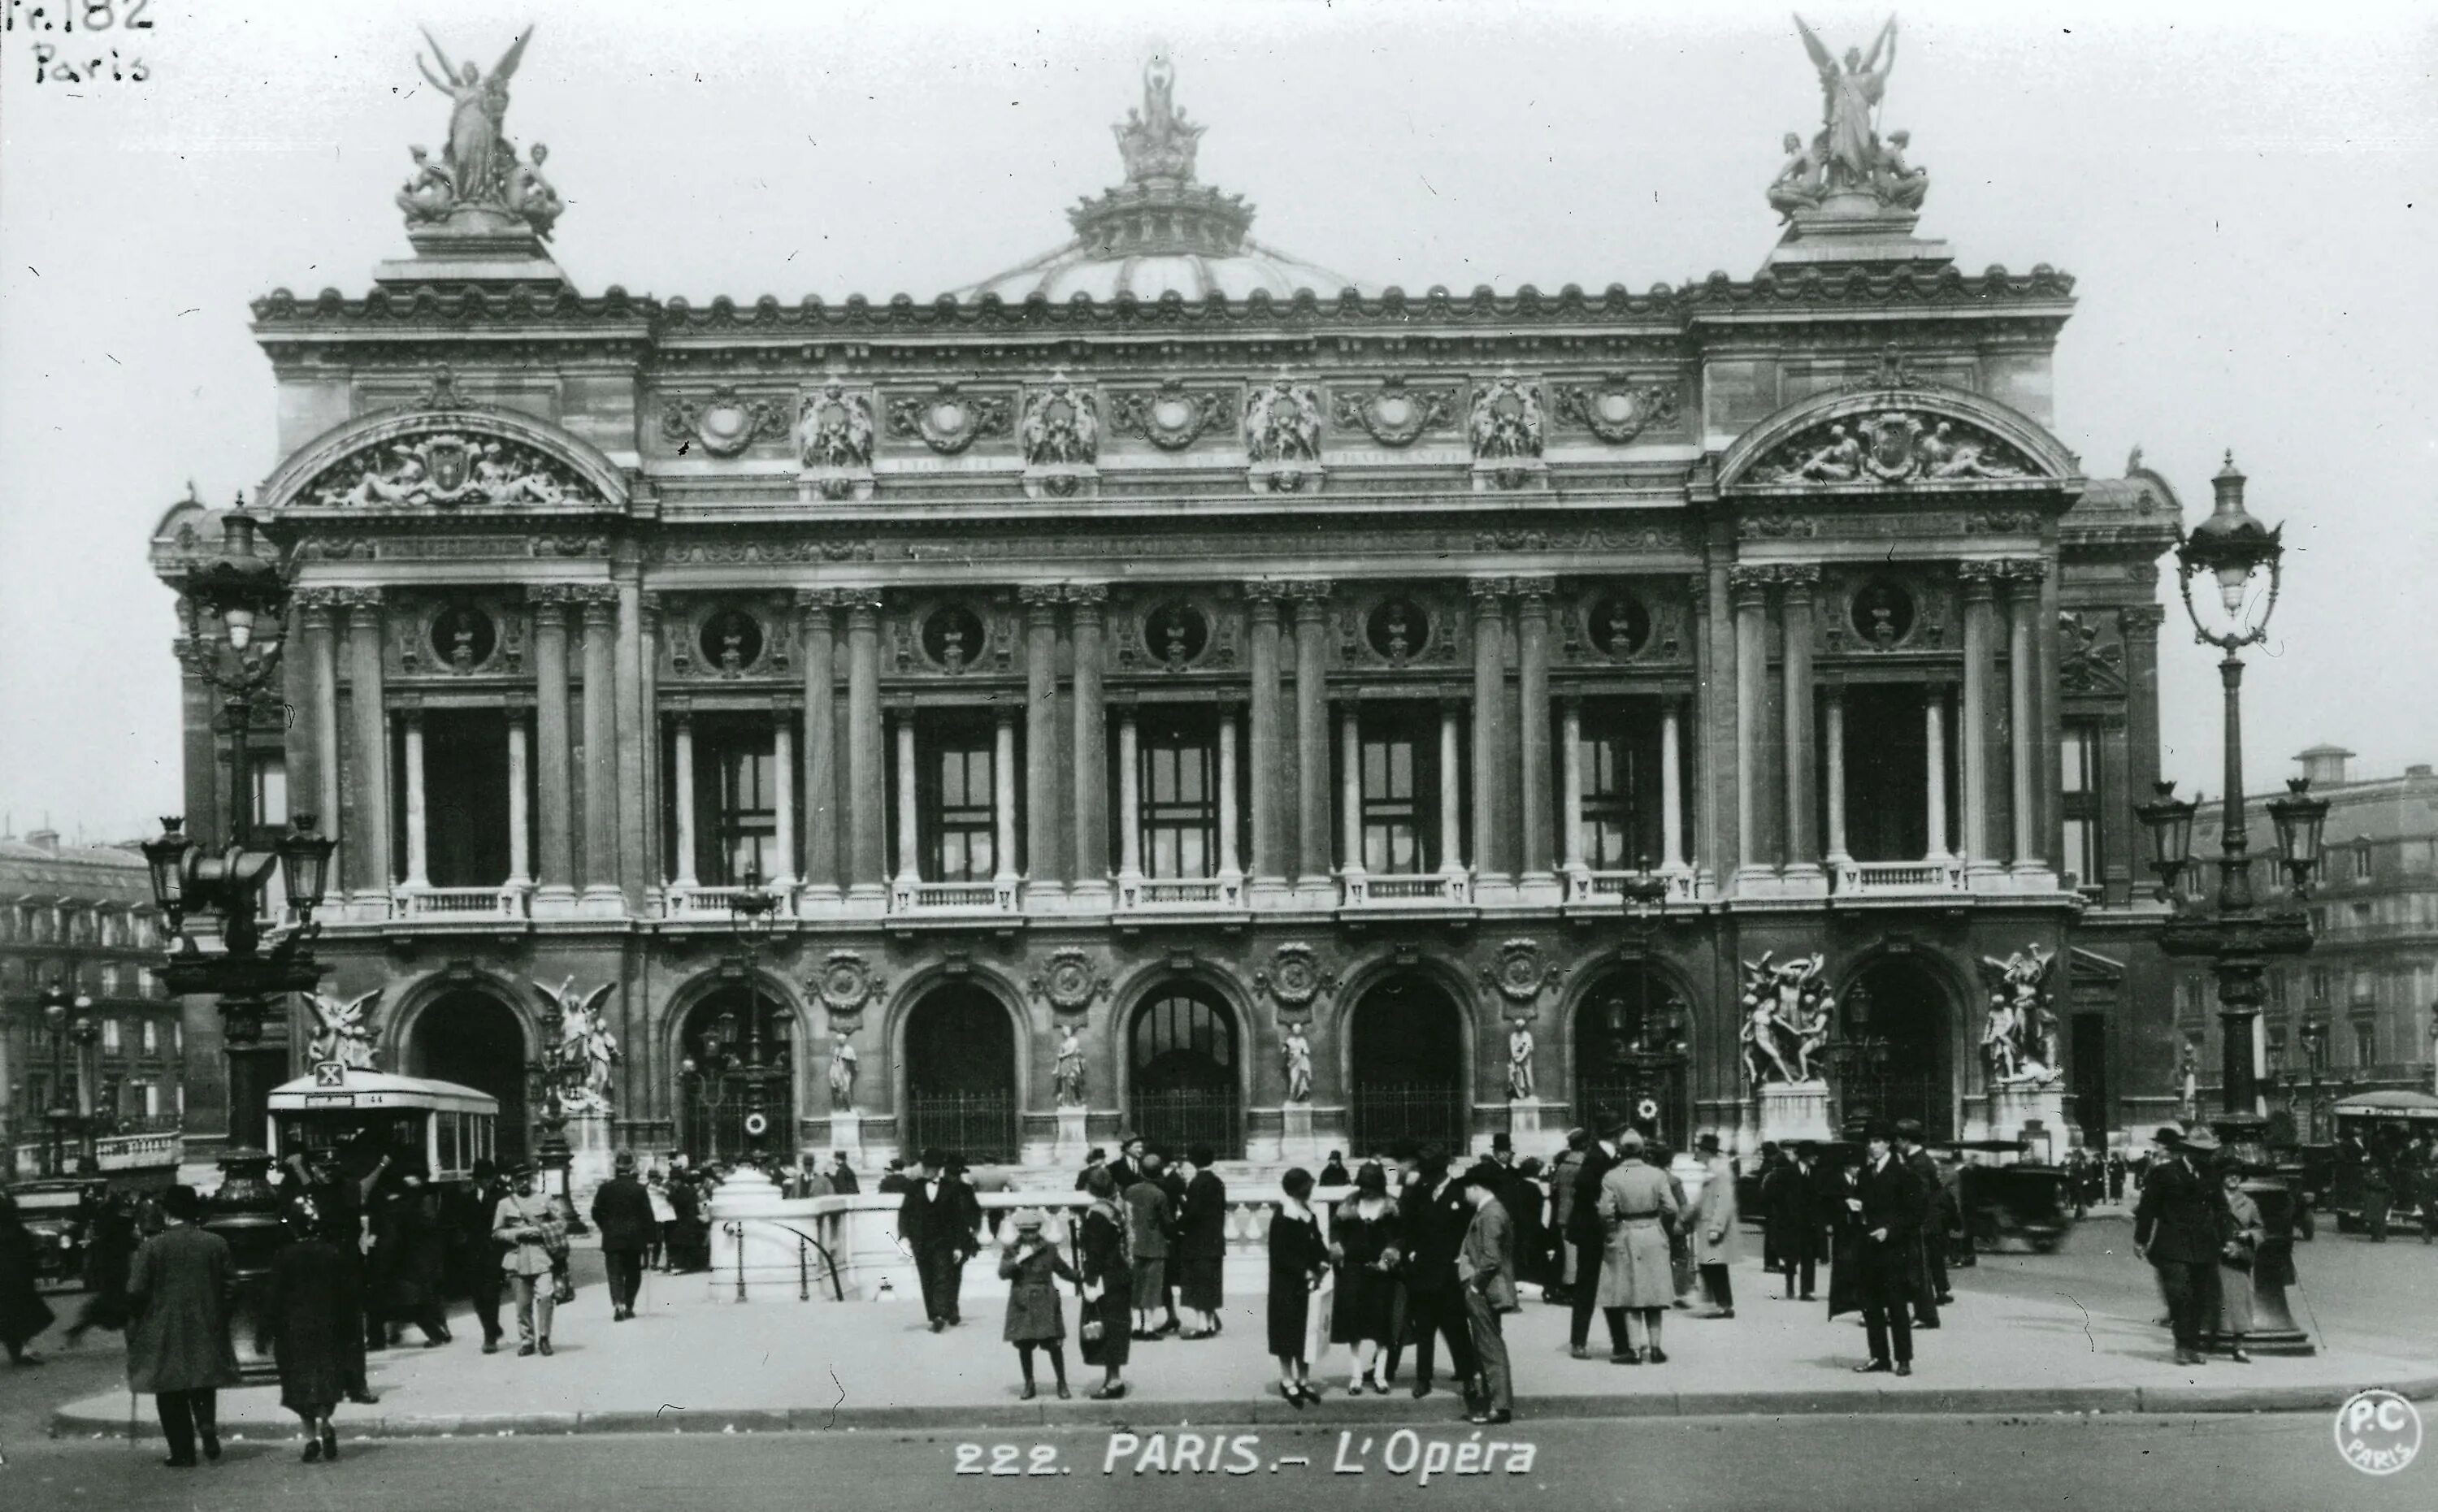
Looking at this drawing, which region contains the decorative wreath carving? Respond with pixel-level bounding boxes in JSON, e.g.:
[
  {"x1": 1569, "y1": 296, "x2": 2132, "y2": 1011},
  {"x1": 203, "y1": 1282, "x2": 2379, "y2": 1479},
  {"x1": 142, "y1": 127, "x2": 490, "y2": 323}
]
[
  {"x1": 1331, "y1": 377, "x2": 1457, "y2": 448},
  {"x1": 660, "y1": 386, "x2": 792, "y2": 457},
  {"x1": 884, "y1": 383, "x2": 1014, "y2": 456},
  {"x1": 1481, "y1": 938, "x2": 1562, "y2": 1007},
  {"x1": 1552, "y1": 377, "x2": 1678, "y2": 444},
  {"x1": 1109, "y1": 379, "x2": 1234, "y2": 451},
  {"x1": 1028, "y1": 947, "x2": 1111, "y2": 1015},
  {"x1": 812, "y1": 950, "x2": 886, "y2": 1018},
  {"x1": 1254, "y1": 943, "x2": 1338, "y2": 1014}
]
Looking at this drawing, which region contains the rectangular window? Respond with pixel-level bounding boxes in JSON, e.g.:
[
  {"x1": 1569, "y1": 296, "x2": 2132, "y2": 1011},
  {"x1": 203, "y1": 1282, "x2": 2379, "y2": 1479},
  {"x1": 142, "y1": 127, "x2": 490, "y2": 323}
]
[
  {"x1": 1361, "y1": 731, "x2": 1424, "y2": 874},
  {"x1": 141, "y1": 1019, "x2": 158, "y2": 1055},
  {"x1": 1581, "y1": 700, "x2": 1666, "y2": 870},
  {"x1": 2352, "y1": 845, "x2": 2374, "y2": 881},
  {"x1": 2354, "y1": 1022, "x2": 2378, "y2": 1068},
  {"x1": 251, "y1": 753, "x2": 289, "y2": 829},
  {"x1": 2267, "y1": 972, "x2": 2288, "y2": 1012},
  {"x1": 920, "y1": 718, "x2": 997, "y2": 882},
  {"x1": 102, "y1": 1018, "x2": 121, "y2": 1053},
  {"x1": 143, "y1": 1083, "x2": 161, "y2": 1117},
  {"x1": 1139, "y1": 717, "x2": 1217, "y2": 880},
  {"x1": 2059, "y1": 721, "x2": 2101, "y2": 890}
]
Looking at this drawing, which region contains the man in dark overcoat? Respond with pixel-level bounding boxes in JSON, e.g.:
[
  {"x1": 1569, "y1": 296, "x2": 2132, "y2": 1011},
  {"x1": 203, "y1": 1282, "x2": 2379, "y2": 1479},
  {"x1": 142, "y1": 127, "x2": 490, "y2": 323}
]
[
  {"x1": 897, "y1": 1148, "x2": 975, "y2": 1332},
  {"x1": 2132, "y1": 1124, "x2": 2232, "y2": 1366},
  {"x1": 1892, "y1": 1119, "x2": 1947, "y2": 1327},
  {"x1": 590, "y1": 1151, "x2": 658, "y2": 1321},
  {"x1": 1399, "y1": 1145, "x2": 1481, "y2": 1406},
  {"x1": 1762, "y1": 1141, "x2": 1826, "y2": 1301},
  {"x1": 1847, "y1": 1124, "x2": 1925, "y2": 1376},
  {"x1": 1565, "y1": 1116, "x2": 1625, "y2": 1358}
]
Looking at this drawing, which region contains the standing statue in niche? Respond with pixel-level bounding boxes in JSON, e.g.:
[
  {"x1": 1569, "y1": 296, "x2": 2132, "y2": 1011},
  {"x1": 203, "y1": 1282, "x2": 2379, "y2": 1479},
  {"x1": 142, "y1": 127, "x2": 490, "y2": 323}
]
[
  {"x1": 1282, "y1": 1023, "x2": 1314, "y2": 1104},
  {"x1": 1054, "y1": 1025, "x2": 1088, "y2": 1108},
  {"x1": 827, "y1": 1027, "x2": 860, "y2": 1111},
  {"x1": 1507, "y1": 1020, "x2": 1537, "y2": 1101}
]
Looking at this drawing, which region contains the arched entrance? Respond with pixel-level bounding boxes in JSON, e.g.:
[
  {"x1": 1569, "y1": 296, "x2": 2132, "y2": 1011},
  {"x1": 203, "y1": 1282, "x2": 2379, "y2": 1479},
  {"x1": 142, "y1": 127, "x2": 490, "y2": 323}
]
[
  {"x1": 677, "y1": 984, "x2": 796, "y2": 1164},
  {"x1": 1572, "y1": 964, "x2": 1691, "y2": 1146},
  {"x1": 1346, "y1": 974, "x2": 1467, "y2": 1155},
  {"x1": 903, "y1": 985, "x2": 1017, "y2": 1163},
  {"x1": 1128, "y1": 986, "x2": 1243, "y2": 1158},
  {"x1": 405, "y1": 988, "x2": 530, "y2": 1167},
  {"x1": 1841, "y1": 956, "x2": 1954, "y2": 1140}
]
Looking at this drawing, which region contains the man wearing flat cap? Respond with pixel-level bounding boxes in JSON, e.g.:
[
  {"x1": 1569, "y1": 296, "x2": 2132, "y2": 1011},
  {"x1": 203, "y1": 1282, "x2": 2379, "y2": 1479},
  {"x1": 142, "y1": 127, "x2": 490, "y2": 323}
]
[{"x1": 2133, "y1": 1124, "x2": 2232, "y2": 1366}]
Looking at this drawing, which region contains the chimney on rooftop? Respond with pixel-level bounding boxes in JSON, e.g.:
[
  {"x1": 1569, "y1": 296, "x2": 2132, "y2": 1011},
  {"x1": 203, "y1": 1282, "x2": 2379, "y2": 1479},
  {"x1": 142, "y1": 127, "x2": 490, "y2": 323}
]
[
  {"x1": 26, "y1": 828, "x2": 59, "y2": 854},
  {"x1": 2295, "y1": 745, "x2": 2354, "y2": 789}
]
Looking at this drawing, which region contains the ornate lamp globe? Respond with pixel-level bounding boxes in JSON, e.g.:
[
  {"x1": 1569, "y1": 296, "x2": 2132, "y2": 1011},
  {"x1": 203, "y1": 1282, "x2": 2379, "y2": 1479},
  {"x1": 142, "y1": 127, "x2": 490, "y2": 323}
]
[
  {"x1": 2173, "y1": 453, "x2": 2284, "y2": 645},
  {"x1": 2265, "y1": 778, "x2": 2332, "y2": 896},
  {"x1": 186, "y1": 505, "x2": 290, "y2": 652},
  {"x1": 2134, "y1": 781, "x2": 2200, "y2": 899},
  {"x1": 275, "y1": 813, "x2": 339, "y2": 918},
  {"x1": 140, "y1": 817, "x2": 194, "y2": 926}
]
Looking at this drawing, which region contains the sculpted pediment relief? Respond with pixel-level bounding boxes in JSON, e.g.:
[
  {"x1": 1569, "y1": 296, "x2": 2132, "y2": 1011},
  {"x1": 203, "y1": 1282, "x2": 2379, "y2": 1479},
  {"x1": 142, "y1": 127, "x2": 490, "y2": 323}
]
[
  {"x1": 1716, "y1": 388, "x2": 2079, "y2": 497},
  {"x1": 258, "y1": 380, "x2": 631, "y2": 514}
]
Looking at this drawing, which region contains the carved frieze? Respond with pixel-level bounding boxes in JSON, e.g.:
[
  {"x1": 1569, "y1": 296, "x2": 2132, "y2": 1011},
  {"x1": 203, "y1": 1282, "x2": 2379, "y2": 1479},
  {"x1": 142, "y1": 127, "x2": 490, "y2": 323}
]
[
  {"x1": 1551, "y1": 376, "x2": 1679, "y2": 444},
  {"x1": 659, "y1": 386, "x2": 792, "y2": 457},
  {"x1": 1753, "y1": 409, "x2": 2035, "y2": 487},
  {"x1": 883, "y1": 383, "x2": 1015, "y2": 455},
  {"x1": 1021, "y1": 379, "x2": 1102, "y2": 466},
  {"x1": 1108, "y1": 379, "x2": 1234, "y2": 451},
  {"x1": 1330, "y1": 376, "x2": 1458, "y2": 448},
  {"x1": 303, "y1": 428, "x2": 603, "y2": 509}
]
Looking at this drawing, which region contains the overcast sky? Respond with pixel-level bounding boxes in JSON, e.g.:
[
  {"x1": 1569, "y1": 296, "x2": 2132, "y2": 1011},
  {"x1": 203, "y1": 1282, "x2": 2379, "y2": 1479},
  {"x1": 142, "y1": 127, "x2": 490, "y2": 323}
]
[{"x1": 1, "y1": 0, "x2": 2431, "y2": 843}]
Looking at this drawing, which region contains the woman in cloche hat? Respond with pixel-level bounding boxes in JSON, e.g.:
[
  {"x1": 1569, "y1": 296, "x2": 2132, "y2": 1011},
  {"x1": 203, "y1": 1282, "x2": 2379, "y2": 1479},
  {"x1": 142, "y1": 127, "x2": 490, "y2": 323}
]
[{"x1": 997, "y1": 1208, "x2": 1078, "y2": 1400}]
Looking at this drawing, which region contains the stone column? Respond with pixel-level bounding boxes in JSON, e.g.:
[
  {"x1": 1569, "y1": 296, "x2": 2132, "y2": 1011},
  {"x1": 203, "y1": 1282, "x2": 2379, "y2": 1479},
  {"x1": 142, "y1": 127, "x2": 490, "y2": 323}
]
[
  {"x1": 894, "y1": 713, "x2": 921, "y2": 886},
  {"x1": 1823, "y1": 691, "x2": 1850, "y2": 866},
  {"x1": 1559, "y1": 698, "x2": 1586, "y2": 886},
  {"x1": 1959, "y1": 564, "x2": 1999, "y2": 880},
  {"x1": 401, "y1": 705, "x2": 430, "y2": 888},
  {"x1": 798, "y1": 591, "x2": 840, "y2": 902},
  {"x1": 2006, "y1": 562, "x2": 2045, "y2": 873},
  {"x1": 1290, "y1": 582, "x2": 1334, "y2": 890},
  {"x1": 1661, "y1": 698, "x2": 1689, "y2": 873},
  {"x1": 638, "y1": 593, "x2": 664, "y2": 909},
  {"x1": 339, "y1": 589, "x2": 392, "y2": 911},
  {"x1": 844, "y1": 591, "x2": 886, "y2": 903},
  {"x1": 530, "y1": 587, "x2": 575, "y2": 910},
  {"x1": 1691, "y1": 574, "x2": 1722, "y2": 890},
  {"x1": 505, "y1": 707, "x2": 532, "y2": 886},
  {"x1": 1469, "y1": 578, "x2": 1510, "y2": 886},
  {"x1": 1338, "y1": 702, "x2": 1364, "y2": 880},
  {"x1": 1514, "y1": 575, "x2": 1555, "y2": 889},
  {"x1": 1442, "y1": 699, "x2": 1468, "y2": 879},
  {"x1": 1068, "y1": 584, "x2": 1111, "y2": 906},
  {"x1": 614, "y1": 579, "x2": 649, "y2": 912},
  {"x1": 1217, "y1": 706, "x2": 1243, "y2": 886},
  {"x1": 1924, "y1": 688, "x2": 1950, "y2": 863},
  {"x1": 296, "y1": 589, "x2": 343, "y2": 875},
  {"x1": 2119, "y1": 600, "x2": 2168, "y2": 899},
  {"x1": 1779, "y1": 565, "x2": 1822, "y2": 888},
  {"x1": 669, "y1": 709, "x2": 698, "y2": 888},
  {"x1": 994, "y1": 708, "x2": 1019, "y2": 885},
  {"x1": 1729, "y1": 567, "x2": 1772, "y2": 886},
  {"x1": 1116, "y1": 707, "x2": 1142, "y2": 886},
  {"x1": 770, "y1": 708, "x2": 797, "y2": 889},
  {"x1": 578, "y1": 587, "x2": 622, "y2": 912},
  {"x1": 1244, "y1": 583, "x2": 1287, "y2": 897},
  {"x1": 1018, "y1": 586, "x2": 1064, "y2": 895}
]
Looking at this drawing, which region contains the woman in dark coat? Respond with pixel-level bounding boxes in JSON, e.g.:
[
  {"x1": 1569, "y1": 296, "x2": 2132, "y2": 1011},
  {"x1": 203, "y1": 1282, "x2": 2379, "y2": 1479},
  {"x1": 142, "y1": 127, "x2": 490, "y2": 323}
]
[
  {"x1": 1266, "y1": 1167, "x2": 1330, "y2": 1406},
  {"x1": 65, "y1": 1191, "x2": 138, "y2": 1343},
  {"x1": 1761, "y1": 1146, "x2": 1825, "y2": 1301},
  {"x1": 1328, "y1": 1163, "x2": 1403, "y2": 1393},
  {"x1": 125, "y1": 1185, "x2": 241, "y2": 1468},
  {"x1": 1075, "y1": 1168, "x2": 1132, "y2": 1400},
  {"x1": 1176, "y1": 1146, "x2": 1228, "y2": 1337},
  {"x1": 260, "y1": 1198, "x2": 356, "y2": 1462},
  {"x1": 0, "y1": 1194, "x2": 56, "y2": 1366},
  {"x1": 996, "y1": 1208, "x2": 1076, "y2": 1400}
]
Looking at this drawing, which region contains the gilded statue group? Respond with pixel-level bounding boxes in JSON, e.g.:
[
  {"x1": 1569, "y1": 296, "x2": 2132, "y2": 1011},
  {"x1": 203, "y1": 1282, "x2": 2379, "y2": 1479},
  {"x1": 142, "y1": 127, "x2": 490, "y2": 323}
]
[
  {"x1": 1767, "y1": 15, "x2": 1929, "y2": 223},
  {"x1": 397, "y1": 25, "x2": 563, "y2": 239},
  {"x1": 1739, "y1": 952, "x2": 1833, "y2": 1088}
]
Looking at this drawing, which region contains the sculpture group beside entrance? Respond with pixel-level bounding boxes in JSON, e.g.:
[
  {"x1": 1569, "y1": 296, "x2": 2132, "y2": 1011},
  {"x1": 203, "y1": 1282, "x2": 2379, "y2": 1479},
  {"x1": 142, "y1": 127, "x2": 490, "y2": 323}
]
[
  {"x1": 1739, "y1": 951, "x2": 1833, "y2": 1087},
  {"x1": 535, "y1": 977, "x2": 618, "y2": 1114},
  {"x1": 1979, "y1": 946, "x2": 2063, "y2": 1088}
]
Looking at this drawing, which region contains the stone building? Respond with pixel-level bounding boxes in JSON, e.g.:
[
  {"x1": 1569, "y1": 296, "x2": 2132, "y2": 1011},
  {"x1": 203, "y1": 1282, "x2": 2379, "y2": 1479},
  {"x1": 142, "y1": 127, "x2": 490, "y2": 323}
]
[
  {"x1": 150, "y1": 49, "x2": 2187, "y2": 1173},
  {"x1": 2175, "y1": 747, "x2": 2438, "y2": 1132},
  {"x1": 0, "y1": 831, "x2": 187, "y2": 1181}
]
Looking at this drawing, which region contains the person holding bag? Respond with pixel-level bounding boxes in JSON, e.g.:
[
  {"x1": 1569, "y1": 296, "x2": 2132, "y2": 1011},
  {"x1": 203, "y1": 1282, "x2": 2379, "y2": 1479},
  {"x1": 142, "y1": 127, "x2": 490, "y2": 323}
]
[
  {"x1": 1075, "y1": 1167, "x2": 1132, "y2": 1400},
  {"x1": 2212, "y1": 1163, "x2": 2265, "y2": 1363},
  {"x1": 489, "y1": 1163, "x2": 566, "y2": 1357}
]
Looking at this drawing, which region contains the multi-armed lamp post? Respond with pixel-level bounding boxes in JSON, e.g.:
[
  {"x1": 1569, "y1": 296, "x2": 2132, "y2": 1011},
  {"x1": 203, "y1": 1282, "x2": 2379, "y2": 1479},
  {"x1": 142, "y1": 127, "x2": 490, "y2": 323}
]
[
  {"x1": 2134, "y1": 453, "x2": 2328, "y2": 1354},
  {"x1": 35, "y1": 983, "x2": 99, "y2": 1177},
  {"x1": 139, "y1": 506, "x2": 340, "y2": 1151}
]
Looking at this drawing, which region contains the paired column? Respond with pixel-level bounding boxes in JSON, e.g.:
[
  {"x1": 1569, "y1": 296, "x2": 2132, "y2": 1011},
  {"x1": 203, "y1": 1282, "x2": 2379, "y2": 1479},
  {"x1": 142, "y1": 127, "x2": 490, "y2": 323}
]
[
  {"x1": 505, "y1": 703, "x2": 532, "y2": 886},
  {"x1": 1924, "y1": 689, "x2": 1950, "y2": 862},
  {"x1": 2005, "y1": 561, "x2": 2046, "y2": 873},
  {"x1": 341, "y1": 589, "x2": 393, "y2": 908},
  {"x1": 799, "y1": 591, "x2": 840, "y2": 900},
  {"x1": 1779, "y1": 565, "x2": 1822, "y2": 886},
  {"x1": 577, "y1": 586, "x2": 621, "y2": 909},
  {"x1": 1021, "y1": 586, "x2": 1065, "y2": 892},
  {"x1": 637, "y1": 594, "x2": 664, "y2": 903},
  {"x1": 1660, "y1": 698, "x2": 1689, "y2": 873},
  {"x1": 994, "y1": 709, "x2": 1020, "y2": 884},
  {"x1": 1514, "y1": 576, "x2": 1555, "y2": 886},
  {"x1": 1729, "y1": 567, "x2": 1772, "y2": 882},
  {"x1": 530, "y1": 587, "x2": 575, "y2": 907},
  {"x1": 296, "y1": 590, "x2": 343, "y2": 877},
  {"x1": 844, "y1": 592, "x2": 886, "y2": 901},
  {"x1": 1116, "y1": 708, "x2": 1142, "y2": 885},
  {"x1": 1958, "y1": 564, "x2": 1999, "y2": 877},
  {"x1": 401, "y1": 704, "x2": 430, "y2": 888},
  {"x1": 669, "y1": 709, "x2": 699, "y2": 888},
  {"x1": 1216, "y1": 706, "x2": 1243, "y2": 885},
  {"x1": 1338, "y1": 703, "x2": 1364, "y2": 878},
  {"x1": 1559, "y1": 699, "x2": 1586, "y2": 884},
  {"x1": 1291, "y1": 582, "x2": 1334, "y2": 887},
  {"x1": 1440, "y1": 700, "x2": 1468, "y2": 878},
  {"x1": 1823, "y1": 691, "x2": 1850, "y2": 865},
  {"x1": 1069, "y1": 585, "x2": 1110, "y2": 905},
  {"x1": 770, "y1": 708, "x2": 797, "y2": 887},
  {"x1": 1469, "y1": 578, "x2": 1509, "y2": 884},
  {"x1": 894, "y1": 713, "x2": 921, "y2": 885},
  {"x1": 1243, "y1": 584, "x2": 1287, "y2": 894}
]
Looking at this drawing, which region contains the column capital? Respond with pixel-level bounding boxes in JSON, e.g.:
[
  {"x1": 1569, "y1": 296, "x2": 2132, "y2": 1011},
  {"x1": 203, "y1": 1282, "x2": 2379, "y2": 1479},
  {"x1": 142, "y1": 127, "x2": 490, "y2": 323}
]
[
  {"x1": 1996, "y1": 557, "x2": 2049, "y2": 588},
  {"x1": 839, "y1": 589, "x2": 885, "y2": 624},
  {"x1": 1065, "y1": 582, "x2": 1108, "y2": 620},
  {"x1": 1776, "y1": 562, "x2": 1822, "y2": 592},
  {"x1": 638, "y1": 589, "x2": 664, "y2": 621},
  {"x1": 1727, "y1": 565, "x2": 1776, "y2": 604},
  {"x1": 573, "y1": 583, "x2": 618, "y2": 622},
  {"x1": 1956, "y1": 560, "x2": 2002, "y2": 600},
  {"x1": 2116, "y1": 603, "x2": 2169, "y2": 631},
  {"x1": 1287, "y1": 579, "x2": 1333, "y2": 622},
  {"x1": 1686, "y1": 574, "x2": 1711, "y2": 613},
  {"x1": 1242, "y1": 578, "x2": 1289, "y2": 606},
  {"x1": 335, "y1": 585, "x2": 384, "y2": 613},
  {"x1": 1468, "y1": 575, "x2": 1513, "y2": 609},
  {"x1": 1512, "y1": 574, "x2": 1556, "y2": 609},
  {"x1": 794, "y1": 587, "x2": 842, "y2": 617}
]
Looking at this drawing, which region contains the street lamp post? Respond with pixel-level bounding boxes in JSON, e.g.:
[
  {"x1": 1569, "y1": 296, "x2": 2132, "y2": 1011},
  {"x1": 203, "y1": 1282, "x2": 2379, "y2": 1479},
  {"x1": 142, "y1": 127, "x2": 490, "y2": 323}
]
[
  {"x1": 37, "y1": 984, "x2": 97, "y2": 1178},
  {"x1": 2137, "y1": 453, "x2": 2329, "y2": 1356},
  {"x1": 723, "y1": 872, "x2": 787, "y2": 1170},
  {"x1": 141, "y1": 505, "x2": 341, "y2": 1152}
]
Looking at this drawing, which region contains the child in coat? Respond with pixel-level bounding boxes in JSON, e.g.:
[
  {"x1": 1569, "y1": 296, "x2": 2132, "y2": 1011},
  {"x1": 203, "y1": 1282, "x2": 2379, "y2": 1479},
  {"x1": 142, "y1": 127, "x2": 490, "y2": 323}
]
[{"x1": 998, "y1": 1209, "x2": 1078, "y2": 1400}]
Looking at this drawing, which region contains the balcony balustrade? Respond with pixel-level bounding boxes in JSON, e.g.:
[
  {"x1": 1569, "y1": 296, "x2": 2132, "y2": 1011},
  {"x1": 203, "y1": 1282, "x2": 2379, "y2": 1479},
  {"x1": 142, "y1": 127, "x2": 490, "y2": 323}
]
[
  {"x1": 1833, "y1": 857, "x2": 1967, "y2": 897},
  {"x1": 1341, "y1": 871, "x2": 1471, "y2": 908}
]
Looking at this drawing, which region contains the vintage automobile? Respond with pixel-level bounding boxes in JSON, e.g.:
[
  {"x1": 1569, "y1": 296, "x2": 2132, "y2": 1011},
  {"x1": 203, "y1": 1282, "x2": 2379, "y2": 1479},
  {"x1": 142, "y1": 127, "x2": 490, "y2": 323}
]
[
  {"x1": 7, "y1": 1179, "x2": 95, "y2": 1288},
  {"x1": 1943, "y1": 1141, "x2": 2074, "y2": 1254}
]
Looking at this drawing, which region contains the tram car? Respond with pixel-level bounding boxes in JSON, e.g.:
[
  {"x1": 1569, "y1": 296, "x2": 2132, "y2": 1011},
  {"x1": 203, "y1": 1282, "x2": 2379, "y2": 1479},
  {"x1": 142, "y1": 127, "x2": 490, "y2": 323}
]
[
  {"x1": 265, "y1": 1068, "x2": 501, "y2": 1191},
  {"x1": 2325, "y1": 1090, "x2": 2438, "y2": 1233}
]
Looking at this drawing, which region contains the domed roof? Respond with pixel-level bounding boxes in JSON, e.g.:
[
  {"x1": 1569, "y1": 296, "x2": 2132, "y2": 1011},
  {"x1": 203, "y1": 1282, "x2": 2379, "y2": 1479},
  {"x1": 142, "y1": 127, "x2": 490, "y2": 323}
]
[{"x1": 952, "y1": 53, "x2": 1364, "y2": 304}]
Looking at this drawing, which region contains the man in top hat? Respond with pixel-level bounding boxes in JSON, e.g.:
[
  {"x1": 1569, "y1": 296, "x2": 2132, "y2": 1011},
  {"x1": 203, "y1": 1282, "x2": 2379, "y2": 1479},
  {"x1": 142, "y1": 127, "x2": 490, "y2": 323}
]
[
  {"x1": 1891, "y1": 1118, "x2": 1948, "y2": 1327},
  {"x1": 2133, "y1": 1124, "x2": 2232, "y2": 1365},
  {"x1": 877, "y1": 1157, "x2": 911, "y2": 1195},
  {"x1": 1455, "y1": 1161, "x2": 1519, "y2": 1425},
  {"x1": 1848, "y1": 1122, "x2": 1924, "y2": 1376},
  {"x1": 1565, "y1": 1111, "x2": 1629, "y2": 1359},
  {"x1": 899, "y1": 1148, "x2": 978, "y2": 1332},
  {"x1": 1400, "y1": 1145, "x2": 1482, "y2": 1406},
  {"x1": 590, "y1": 1151, "x2": 657, "y2": 1322},
  {"x1": 1691, "y1": 1133, "x2": 1739, "y2": 1319}
]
